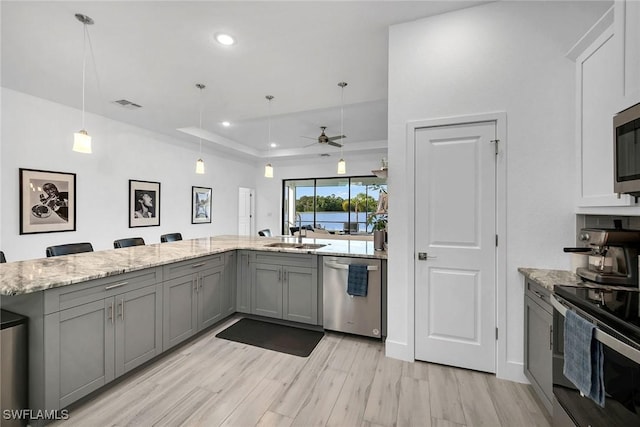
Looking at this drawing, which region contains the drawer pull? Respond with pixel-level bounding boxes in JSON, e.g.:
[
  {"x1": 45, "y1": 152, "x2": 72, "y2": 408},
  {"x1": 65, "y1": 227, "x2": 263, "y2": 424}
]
[
  {"x1": 105, "y1": 281, "x2": 128, "y2": 290},
  {"x1": 533, "y1": 290, "x2": 546, "y2": 300},
  {"x1": 191, "y1": 263, "x2": 206, "y2": 268}
]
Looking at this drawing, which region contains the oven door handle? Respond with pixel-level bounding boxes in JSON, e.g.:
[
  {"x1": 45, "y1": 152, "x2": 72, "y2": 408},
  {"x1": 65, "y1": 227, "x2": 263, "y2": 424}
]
[{"x1": 551, "y1": 295, "x2": 640, "y2": 364}]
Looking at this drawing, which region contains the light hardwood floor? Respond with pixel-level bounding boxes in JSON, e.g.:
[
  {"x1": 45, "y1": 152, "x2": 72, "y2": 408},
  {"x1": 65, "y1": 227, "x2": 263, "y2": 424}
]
[{"x1": 55, "y1": 316, "x2": 551, "y2": 427}]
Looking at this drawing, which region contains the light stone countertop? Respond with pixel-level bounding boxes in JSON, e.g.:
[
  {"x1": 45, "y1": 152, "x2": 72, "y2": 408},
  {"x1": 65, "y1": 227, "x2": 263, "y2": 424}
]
[
  {"x1": 518, "y1": 267, "x2": 583, "y2": 292},
  {"x1": 0, "y1": 235, "x2": 387, "y2": 296}
]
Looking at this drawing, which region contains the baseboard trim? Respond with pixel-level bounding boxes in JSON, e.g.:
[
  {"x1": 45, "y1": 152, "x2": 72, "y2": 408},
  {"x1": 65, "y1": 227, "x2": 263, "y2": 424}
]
[
  {"x1": 384, "y1": 339, "x2": 413, "y2": 361},
  {"x1": 498, "y1": 360, "x2": 528, "y2": 383}
]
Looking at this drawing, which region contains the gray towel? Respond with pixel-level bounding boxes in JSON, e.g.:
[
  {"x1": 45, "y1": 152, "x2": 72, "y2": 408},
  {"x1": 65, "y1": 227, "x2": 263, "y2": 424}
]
[
  {"x1": 347, "y1": 265, "x2": 368, "y2": 296},
  {"x1": 563, "y1": 309, "x2": 605, "y2": 407}
]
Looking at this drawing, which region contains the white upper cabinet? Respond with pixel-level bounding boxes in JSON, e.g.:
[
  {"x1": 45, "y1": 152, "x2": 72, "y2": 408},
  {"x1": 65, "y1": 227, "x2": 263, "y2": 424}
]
[
  {"x1": 572, "y1": 3, "x2": 640, "y2": 209},
  {"x1": 616, "y1": 0, "x2": 640, "y2": 105}
]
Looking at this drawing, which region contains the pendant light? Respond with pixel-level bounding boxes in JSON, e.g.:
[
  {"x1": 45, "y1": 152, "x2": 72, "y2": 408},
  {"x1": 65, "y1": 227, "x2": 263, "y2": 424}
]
[
  {"x1": 337, "y1": 82, "x2": 347, "y2": 175},
  {"x1": 72, "y1": 14, "x2": 94, "y2": 154},
  {"x1": 264, "y1": 95, "x2": 274, "y2": 178},
  {"x1": 195, "y1": 83, "x2": 206, "y2": 174}
]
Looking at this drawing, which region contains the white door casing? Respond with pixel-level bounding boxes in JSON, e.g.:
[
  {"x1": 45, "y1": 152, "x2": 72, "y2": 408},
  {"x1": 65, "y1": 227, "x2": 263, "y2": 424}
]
[
  {"x1": 238, "y1": 187, "x2": 255, "y2": 236},
  {"x1": 414, "y1": 120, "x2": 497, "y2": 373}
]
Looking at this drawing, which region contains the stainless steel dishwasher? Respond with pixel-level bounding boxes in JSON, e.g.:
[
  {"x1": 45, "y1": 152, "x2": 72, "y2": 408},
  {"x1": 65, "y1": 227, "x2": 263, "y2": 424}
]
[{"x1": 322, "y1": 256, "x2": 382, "y2": 338}]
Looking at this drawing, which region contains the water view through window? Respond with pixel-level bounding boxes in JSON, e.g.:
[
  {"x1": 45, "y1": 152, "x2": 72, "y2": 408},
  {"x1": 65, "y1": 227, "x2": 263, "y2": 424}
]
[{"x1": 282, "y1": 176, "x2": 387, "y2": 235}]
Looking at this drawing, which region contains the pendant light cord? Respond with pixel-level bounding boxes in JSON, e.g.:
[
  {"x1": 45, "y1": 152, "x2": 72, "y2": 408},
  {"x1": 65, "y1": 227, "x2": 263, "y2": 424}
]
[
  {"x1": 81, "y1": 23, "x2": 87, "y2": 129},
  {"x1": 199, "y1": 86, "x2": 203, "y2": 155},
  {"x1": 340, "y1": 84, "x2": 344, "y2": 159},
  {"x1": 266, "y1": 95, "x2": 274, "y2": 158}
]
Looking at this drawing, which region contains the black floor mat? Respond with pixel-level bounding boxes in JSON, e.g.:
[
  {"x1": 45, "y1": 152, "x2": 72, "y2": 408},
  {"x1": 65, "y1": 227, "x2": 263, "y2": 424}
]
[{"x1": 215, "y1": 318, "x2": 324, "y2": 357}]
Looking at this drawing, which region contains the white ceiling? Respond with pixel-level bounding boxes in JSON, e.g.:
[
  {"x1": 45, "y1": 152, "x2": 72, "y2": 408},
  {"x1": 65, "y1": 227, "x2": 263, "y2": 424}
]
[{"x1": 2, "y1": 1, "x2": 488, "y2": 160}]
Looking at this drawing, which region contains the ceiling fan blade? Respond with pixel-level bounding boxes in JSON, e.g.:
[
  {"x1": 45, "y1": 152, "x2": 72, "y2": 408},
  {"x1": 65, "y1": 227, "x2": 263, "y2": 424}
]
[
  {"x1": 328, "y1": 141, "x2": 343, "y2": 148},
  {"x1": 303, "y1": 141, "x2": 318, "y2": 148},
  {"x1": 328, "y1": 135, "x2": 346, "y2": 141},
  {"x1": 301, "y1": 136, "x2": 317, "y2": 140}
]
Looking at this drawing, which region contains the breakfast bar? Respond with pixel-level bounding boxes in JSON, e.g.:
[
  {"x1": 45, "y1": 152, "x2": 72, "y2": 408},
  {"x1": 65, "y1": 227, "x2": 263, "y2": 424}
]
[{"x1": 0, "y1": 235, "x2": 387, "y2": 420}]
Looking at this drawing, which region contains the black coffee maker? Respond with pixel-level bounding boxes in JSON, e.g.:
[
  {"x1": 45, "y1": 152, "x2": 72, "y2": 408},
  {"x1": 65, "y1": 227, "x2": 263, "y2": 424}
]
[{"x1": 575, "y1": 226, "x2": 640, "y2": 287}]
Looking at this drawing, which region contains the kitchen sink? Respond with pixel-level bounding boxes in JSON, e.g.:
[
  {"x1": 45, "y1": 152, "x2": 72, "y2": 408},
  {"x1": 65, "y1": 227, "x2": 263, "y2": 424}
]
[{"x1": 264, "y1": 242, "x2": 327, "y2": 250}]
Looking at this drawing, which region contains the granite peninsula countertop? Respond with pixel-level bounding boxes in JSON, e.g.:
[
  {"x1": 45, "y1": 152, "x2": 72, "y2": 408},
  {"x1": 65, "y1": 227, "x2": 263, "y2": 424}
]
[
  {"x1": 518, "y1": 267, "x2": 583, "y2": 292},
  {"x1": 0, "y1": 235, "x2": 387, "y2": 296}
]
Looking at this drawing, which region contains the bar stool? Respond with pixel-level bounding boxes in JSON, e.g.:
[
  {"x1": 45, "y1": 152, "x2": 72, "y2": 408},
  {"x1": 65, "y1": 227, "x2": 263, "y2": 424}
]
[
  {"x1": 160, "y1": 233, "x2": 182, "y2": 243},
  {"x1": 258, "y1": 229, "x2": 272, "y2": 237},
  {"x1": 113, "y1": 237, "x2": 145, "y2": 249},
  {"x1": 45, "y1": 243, "x2": 94, "y2": 257},
  {"x1": 0, "y1": 251, "x2": 6, "y2": 263}
]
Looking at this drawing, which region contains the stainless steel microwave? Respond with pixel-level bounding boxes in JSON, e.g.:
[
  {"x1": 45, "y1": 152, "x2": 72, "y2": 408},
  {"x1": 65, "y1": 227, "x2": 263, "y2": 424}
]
[{"x1": 614, "y1": 102, "x2": 640, "y2": 197}]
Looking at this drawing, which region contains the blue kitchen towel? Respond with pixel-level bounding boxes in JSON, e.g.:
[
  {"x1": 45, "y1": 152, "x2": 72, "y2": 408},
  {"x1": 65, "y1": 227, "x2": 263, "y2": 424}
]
[
  {"x1": 563, "y1": 309, "x2": 605, "y2": 407},
  {"x1": 347, "y1": 264, "x2": 368, "y2": 297}
]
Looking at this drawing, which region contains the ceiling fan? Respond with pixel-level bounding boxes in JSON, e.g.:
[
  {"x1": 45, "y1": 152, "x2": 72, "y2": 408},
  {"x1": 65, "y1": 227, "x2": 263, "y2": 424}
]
[{"x1": 303, "y1": 126, "x2": 345, "y2": 147}]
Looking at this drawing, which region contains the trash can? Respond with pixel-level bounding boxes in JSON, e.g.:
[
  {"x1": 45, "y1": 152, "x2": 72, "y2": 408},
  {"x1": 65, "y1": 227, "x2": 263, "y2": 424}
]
[{"x1": 1, "y1": 310, "x2": 27, "y2": 427}]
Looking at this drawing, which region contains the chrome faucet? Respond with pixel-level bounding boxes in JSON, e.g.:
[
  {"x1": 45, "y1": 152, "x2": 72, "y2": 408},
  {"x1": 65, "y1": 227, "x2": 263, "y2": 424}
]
[{"x1": 295, "y1": 213, "x2": 306, "y2": 243}]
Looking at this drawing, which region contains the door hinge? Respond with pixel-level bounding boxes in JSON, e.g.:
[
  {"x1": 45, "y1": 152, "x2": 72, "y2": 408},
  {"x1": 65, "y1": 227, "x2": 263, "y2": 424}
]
[
  {"x1": 495, "y1": 327, "x2": 499, "y2": 340},
  {"x1": 491, "y1": 139, "x2": 499, "y2": 155},
  {"x1": 495, "y1": 234, "x2": 498, "y2": 247}
]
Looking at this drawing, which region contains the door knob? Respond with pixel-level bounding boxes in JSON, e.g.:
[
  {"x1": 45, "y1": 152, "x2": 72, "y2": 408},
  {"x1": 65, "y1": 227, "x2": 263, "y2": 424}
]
[{"x1": 418, "y1": 252, "x2": 437, "y2": 261}]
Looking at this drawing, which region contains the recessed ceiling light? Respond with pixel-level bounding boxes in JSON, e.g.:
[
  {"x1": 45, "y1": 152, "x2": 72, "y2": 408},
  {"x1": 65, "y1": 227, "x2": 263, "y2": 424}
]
[
  {"x1": 221, "y1": 121, "x2": 231, "y2": 127},
  {"x1": 270, "y1": 143, "x2": 277, "y2": 148},
  {"x1": 215, "y1": 33, "x2": 235, "y2": 46}
]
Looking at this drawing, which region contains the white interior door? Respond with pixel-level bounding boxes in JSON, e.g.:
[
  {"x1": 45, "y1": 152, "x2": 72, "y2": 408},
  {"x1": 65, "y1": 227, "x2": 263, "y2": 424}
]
[
  {"x1": 238, "y1": 187, "x2": 254, "y2": 236},
  {"x1": 414, "y1": 121, "x2": 497, "y2": 373}
]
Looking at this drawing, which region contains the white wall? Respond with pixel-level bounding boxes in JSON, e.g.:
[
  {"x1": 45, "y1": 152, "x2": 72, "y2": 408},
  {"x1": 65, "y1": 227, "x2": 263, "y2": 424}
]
[
  {"x1": 254, "y1": 153, "x2": 386, "y2": 234},
  {"x1": 387, "y1": 1, "x2": 610, "y2": 380},
  {"x1": 1, "y1": 89, "x2": 256, "y2": 261}
]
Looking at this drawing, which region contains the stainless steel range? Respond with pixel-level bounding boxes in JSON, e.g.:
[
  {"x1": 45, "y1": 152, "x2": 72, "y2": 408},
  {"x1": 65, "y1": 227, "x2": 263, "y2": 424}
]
[{"x1": 552, "y1": 284, "x2": 640, "y2": 426}]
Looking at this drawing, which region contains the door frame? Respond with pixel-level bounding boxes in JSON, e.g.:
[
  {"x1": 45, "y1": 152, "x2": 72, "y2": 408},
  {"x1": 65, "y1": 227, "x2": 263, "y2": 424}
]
[{"x1": 406, "y1": 112, "x2": 511, "y2": 380}]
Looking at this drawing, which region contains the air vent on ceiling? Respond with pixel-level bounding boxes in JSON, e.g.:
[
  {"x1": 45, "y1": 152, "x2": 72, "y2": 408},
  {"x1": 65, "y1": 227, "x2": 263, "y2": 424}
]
[
  {"x1": 320, "y1": 153, "x2": 331, "y2": 157},
  {"x1": 113, "y1": 99, "x2": 142, "y2": 109}
]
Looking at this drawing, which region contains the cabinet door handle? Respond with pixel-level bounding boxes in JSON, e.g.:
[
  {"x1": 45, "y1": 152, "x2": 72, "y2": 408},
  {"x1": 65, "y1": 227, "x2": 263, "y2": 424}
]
[
  {"x1": 105, "y1": 281, "x2": 128, "y2": 290},
  {"x1": 533, "y1": 290, "x2": 546, "y2": 300},
  {"x1": 108, "y1": 302, "x2": 114, "y2": 324},
  {"x1": 191, "y1": 263, "x2": 205, "y2": 268},
  {"x1": 121, "y1": 298, "x2": 125, "y2": 321},
  {"x1": 549, "y1": 325, "x2": 553, "y2": 351},
  {"x1": 284, "y1": 271, "x2": 288, "y2": 282},
  {"x1": 199, "y1": 276, "x2": 203, "y2": 290},
  {"x1": 278, "y1": 270, "x2": 281, "y2": 282},
  {"x1": 193, "y1": 277, "x2": 198, "y2": 293}
]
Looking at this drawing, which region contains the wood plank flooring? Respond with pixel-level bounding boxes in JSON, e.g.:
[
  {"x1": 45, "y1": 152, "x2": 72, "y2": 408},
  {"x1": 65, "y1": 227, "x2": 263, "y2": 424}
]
[{"x1": 54, "y1": 316, "x2": 551, "y2": 427}]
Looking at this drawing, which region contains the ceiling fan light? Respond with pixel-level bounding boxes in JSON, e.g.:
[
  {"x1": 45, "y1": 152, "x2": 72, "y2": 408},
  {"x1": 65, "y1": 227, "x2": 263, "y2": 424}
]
[
  {"x1": 265, "y1": 163, "x2": 274, "y2": 178},
  {"x1": 337, "y1": 158, "x2": 346, "y2": 175},
  {"x1": 73, "y1": 129, "x2": 92, "y2": 153},
  {"x1": 195, "y1": 158, "x2": 205, "y2": 174}
]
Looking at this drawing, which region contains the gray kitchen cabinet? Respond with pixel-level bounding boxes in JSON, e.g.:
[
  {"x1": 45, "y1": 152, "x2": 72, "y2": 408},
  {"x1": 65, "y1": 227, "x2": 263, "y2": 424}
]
[
  {"x1": 250, "y1": 252, "x2": 318, "y2": 325},
  {"x1": 45, "y1": 299, "x2": 114, "y2": 409},
  {"x1": 115, "y1": 284, "x2": 163, "y2": 377},
  {"x1": 163, "y1": 274, "x2": 197, "y2": 350},
  {"x1": 223, "y1": 251, "x2": 237, "y2": 316},
  {"x1": 283, "y1": 265, "x2": 317, "y2": 324},
  {"x1": 162, "y1": 254, "x2": 227, "y2": 350},
  {"x1": 197, "y1": 264, "x2": 225, "y2": 330},
  {"x1": 44, "y1": 274, "x2": 162, "y2": 410},
  {"x1": 523, "y1": 278, "x2": 553, "y2": 415},
  {"x1": 253, "y1": 262, "x2": 283, "y2": 319},
  {"x1": 236, "y1": 250, "x2": 251, "y2": 313}
]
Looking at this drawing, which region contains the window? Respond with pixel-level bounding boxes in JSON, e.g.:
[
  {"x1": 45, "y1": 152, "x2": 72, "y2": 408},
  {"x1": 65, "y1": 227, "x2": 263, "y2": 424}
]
[{"x1": 282, "y1": 176, "x2": 387, "y2": 235}]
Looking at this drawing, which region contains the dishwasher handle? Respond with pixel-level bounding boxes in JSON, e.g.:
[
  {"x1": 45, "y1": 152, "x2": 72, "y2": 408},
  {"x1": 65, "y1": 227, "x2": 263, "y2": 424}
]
[{"x1": 324, "y1": 262, "x2": 378, "y2": 271}]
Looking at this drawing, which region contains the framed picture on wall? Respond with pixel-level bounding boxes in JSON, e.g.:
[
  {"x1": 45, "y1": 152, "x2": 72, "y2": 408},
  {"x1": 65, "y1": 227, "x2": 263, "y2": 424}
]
[
  {"x1": 19, "y1": 168, "x2": 77, "y2": 235},
  {"x1": 192, "y1": 186, "x2": 212, "y2": 224},
  {"x1": 129, "y1": 179, "x2": 161, "y2": 228}
]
